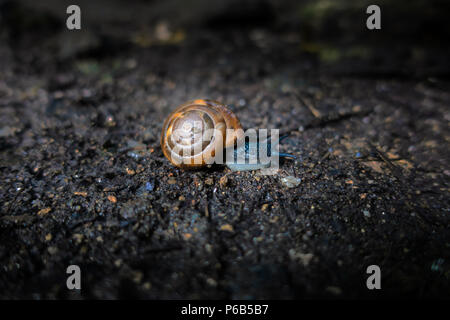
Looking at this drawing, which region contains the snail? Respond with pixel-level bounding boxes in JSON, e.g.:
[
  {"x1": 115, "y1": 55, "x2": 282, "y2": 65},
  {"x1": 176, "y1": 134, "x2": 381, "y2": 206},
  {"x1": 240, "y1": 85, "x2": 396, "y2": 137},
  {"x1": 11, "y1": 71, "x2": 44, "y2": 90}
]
[{"x1": 160, "y1": 99, "x2": 295, "y2": 171}]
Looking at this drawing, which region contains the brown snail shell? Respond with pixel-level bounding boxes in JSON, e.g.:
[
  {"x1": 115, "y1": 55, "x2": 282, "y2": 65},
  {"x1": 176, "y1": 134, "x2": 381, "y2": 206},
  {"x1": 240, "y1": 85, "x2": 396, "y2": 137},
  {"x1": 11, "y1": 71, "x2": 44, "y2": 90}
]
[{"x1": 160, "y1": 99, "x2": 244, "y2": 168}]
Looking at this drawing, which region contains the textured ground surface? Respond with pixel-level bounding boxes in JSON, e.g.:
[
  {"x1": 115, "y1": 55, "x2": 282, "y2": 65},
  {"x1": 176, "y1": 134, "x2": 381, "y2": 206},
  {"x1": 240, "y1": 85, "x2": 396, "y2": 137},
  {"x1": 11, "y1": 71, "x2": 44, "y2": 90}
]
[{"x1": 0, "y1": 0, "x2": 449, "y2": 299}]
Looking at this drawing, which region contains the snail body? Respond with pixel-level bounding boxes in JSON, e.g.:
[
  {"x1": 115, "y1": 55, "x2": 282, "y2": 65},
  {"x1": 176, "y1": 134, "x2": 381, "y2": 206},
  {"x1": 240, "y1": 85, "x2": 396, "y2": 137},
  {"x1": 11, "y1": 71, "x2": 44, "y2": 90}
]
[{"x1": 160, "y1": 99, "x2": 295, "y2": 171}]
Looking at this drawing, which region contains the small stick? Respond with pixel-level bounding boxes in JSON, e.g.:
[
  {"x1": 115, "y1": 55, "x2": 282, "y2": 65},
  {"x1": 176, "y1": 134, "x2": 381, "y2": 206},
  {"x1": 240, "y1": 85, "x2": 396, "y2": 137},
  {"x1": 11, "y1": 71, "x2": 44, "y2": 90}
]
[{"x1": 298, "y1": 95, "x2": 322, "y2": 118}]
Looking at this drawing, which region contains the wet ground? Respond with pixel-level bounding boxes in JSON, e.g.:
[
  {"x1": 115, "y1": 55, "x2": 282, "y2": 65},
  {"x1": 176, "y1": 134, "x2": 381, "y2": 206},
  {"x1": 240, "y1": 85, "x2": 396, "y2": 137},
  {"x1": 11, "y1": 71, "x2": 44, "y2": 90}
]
[{"x1": 0, "y1": 0, "x2": 449, "y2": 299}]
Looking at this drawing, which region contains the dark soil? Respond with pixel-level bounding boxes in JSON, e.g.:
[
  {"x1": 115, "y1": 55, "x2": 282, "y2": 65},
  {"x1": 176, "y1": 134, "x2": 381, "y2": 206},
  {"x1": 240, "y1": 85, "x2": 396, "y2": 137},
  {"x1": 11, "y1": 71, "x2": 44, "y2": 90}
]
[{"x1": 0, "y1": 0, "x2": 449, "y2": 299}]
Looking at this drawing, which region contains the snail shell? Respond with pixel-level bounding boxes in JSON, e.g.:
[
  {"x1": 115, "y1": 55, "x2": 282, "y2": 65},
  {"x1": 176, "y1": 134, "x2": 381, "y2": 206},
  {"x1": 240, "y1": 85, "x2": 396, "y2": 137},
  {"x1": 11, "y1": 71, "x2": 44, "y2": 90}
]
[{"x1": 160, "y1": 99, "x2": 244, "y2": 168}]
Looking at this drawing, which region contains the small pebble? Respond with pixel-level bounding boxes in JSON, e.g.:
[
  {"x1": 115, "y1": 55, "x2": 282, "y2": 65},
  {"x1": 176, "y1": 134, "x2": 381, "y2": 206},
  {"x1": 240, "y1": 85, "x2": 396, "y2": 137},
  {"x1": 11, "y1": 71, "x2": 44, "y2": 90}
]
[
  {"x1": 38, "y1": 208, "x2": 51, "y2": 216},
  {"x1": 183, "y1": 233, "x2": 192, "y2": 240},
  {"x1": 0, "y1": 126, "x2": 15, "y2": 137},
  {"x1": 281, "y1": 176, "x2": 301, "y2": 188},
  {"x1": 114, "y1": 259, "x2": 123, "y2": 267},
  {"x1": 145, "y1": 181, "x2": 154, "y2": 191},
  {"x1": 219, "y1": 175, "x2": 228, "y2": 187},
  {"x1": 206, "y1": 278, "x2": 217, "y2": 287},
  {"x1": 289, "y1": 250, "x2": 314, "y2": 266},
  {"x1": 220, "y1": 224, "x2": 234, "y2": 232}
]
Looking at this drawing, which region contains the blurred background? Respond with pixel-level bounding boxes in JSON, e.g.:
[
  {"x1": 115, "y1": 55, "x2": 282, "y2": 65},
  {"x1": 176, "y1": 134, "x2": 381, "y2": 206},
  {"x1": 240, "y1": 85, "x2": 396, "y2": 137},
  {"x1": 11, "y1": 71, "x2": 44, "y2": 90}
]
[{"x1": 1, "y1": 0, "x2": 449, "y2": 77}]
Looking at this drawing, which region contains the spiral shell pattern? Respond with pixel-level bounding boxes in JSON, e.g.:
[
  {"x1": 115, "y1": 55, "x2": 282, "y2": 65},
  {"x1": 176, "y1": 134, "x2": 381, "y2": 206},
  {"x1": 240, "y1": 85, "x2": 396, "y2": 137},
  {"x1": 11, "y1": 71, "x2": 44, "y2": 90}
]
[{"x1": 161, "y1": 99, "x2": 244, "y2": 168}]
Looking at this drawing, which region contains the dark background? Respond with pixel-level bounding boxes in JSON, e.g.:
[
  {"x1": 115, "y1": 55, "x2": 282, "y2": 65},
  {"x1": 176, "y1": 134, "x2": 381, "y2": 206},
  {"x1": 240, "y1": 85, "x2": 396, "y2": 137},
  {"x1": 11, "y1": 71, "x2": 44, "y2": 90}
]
[{"x1": 0, "y1": 0, "x2": 449, "y2": 299}]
